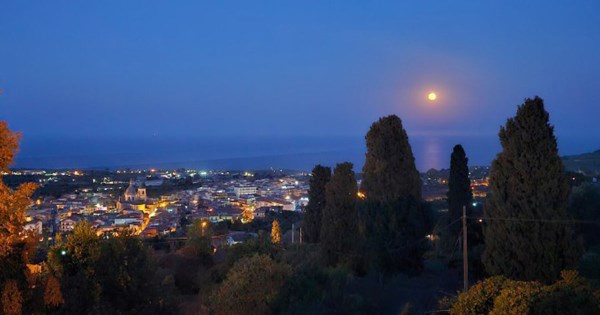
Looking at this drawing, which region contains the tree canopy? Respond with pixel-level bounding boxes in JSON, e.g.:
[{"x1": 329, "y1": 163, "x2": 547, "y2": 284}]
[
  {"x1": 320, "y1": 162, "x2": 360, "y2": 267},
  {"x1": 301, "y1": 165, "x2": 331, "y2": 243},
  {"x1": 483, "y1": 97, "x2": 582, "y2": 282},
  {"x1": 362, "y1": 115, "x2": 421, "y2": 202}
]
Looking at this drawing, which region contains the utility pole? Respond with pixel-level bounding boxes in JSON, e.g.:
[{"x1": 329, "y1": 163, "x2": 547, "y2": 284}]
[
  {"x1": 292, "y1": 223, "x2": 295, "y2": 244},
  {"x1": 462, "y1": 205, "x2": 469, "y2": 291}
]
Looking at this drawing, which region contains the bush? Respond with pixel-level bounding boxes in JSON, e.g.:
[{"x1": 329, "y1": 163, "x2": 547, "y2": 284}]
[
  {"x1": 489, "y1": 280, "x2": 543, "y2": 315},
  {"x1": 451, "y1": 271, "x2": 600, "y2": 314},
  {"x1": 212, "y1": 254, "x2": 291, "y2": 315},
  {"x1": 530, "y1": 271, "x2": 600, "y2": 315},
  {"x1": 450, "y1": 276, "x2": 509, "y2": 315}
]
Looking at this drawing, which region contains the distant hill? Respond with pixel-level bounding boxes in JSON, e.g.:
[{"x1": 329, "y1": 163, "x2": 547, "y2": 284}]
[{"x1": 562, "y1": 150, "x2": 600, "y2": 176}]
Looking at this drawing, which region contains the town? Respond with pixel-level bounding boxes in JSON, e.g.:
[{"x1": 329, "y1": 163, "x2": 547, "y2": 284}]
[{"x1": 10, "y1": 167, "x2": 491, "y2": 249}]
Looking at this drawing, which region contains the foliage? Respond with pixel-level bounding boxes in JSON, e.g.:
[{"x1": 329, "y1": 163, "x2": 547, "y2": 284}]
[
  {"x1": 1, "y1": 279, "x2": 22, "y2": 315},
  {"x1": 441, "y1": 145, "x2": 472, "y2": 255},
  {"x1": 186, "y1": 220, "x2": 214, "y2": 264},
  {"x1": 63, "y1": 221, "x2": 102, "y2": 274},
  {"x1": 43, "y1": 275, "x2": 64, "y2": 308},
  {"x1": 271, "y1": 219, "x2": 282, "y2": 245},
  {"x1": 95, "y1": 232, "x2": 161, "y2": 313},
  {"x1": 450, "y1": 276, "x2": 509, "y2": 315},
  {"x1": 0, "y1": 122, "x2": 39, "y2": 313},
  {"x1": 301, "y1": 165, "x2": 331, "y2": 243},
  {"x1": 489, "y1": 280, "x2": 543, "y2": 315},
  {"x1": 360, "y1": 115, "x2": 430, "y2": 274},
  {"x1": 483, "y1": 97, "x2": 582, "y2": 282},
  {"x1": 320, "y1": 162, "x2": 360, "y2": 267},
  {"x1": 451, "y1": 271, "x2": 600, "y2": 314},
  {"x1": 271, "y1": 264, "x2": 331, "y2": 314},
  {"x1": 212, "y1": 254, "x2": 291, "y2": 315},
  {"x1": 0, "y1": 122, "x2": 37, "y2": 258},
  {"x1": 48, "y1": 223, "x2": 166, "y2": 313},
  {"x1": 211, "y1": 236, "x2": 278, "y2": 284},
  {"x1": 361, "y1": 115, "x2": 422, "y2": 202},
  {"x1": 361, "y1": 198, "x2": 431, "y2": 274},
  {"x1": 0, "y1": 122, "x2": 20, "y2": 174},
  {"x1": 529, "y1": 270, "x2": 600, "y2": 315}
]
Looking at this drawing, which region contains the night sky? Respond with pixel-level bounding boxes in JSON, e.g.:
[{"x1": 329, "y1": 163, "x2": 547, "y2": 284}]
[{"x1": 1, "y1": 2, "x2": 599, "y2": 169}]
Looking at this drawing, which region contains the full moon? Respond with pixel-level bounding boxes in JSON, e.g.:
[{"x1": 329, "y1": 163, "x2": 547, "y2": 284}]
[{"x1": 427, "y1": 92, "x2": 437, "y2": 101}]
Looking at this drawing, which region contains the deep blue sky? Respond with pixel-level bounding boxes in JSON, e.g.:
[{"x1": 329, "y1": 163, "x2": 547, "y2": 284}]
[{"x1": 1, "y1": 1, "x2": 600, "y2": 169}]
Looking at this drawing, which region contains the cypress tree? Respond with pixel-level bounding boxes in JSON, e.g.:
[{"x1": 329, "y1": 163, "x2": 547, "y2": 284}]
[
  {"x1": 441, "y1": 145, "x2": 472, "y2": 254},
  {"x1": 320, "y1": 162, "x2": 359, "y2": 266},
  {"x1": 361, "y1": 115, "x2": 428, "y2": 273},
  {"x1": 483, "y1": 96, "x2": 582, "y2": 282},
  {"x1": 301, "y1": 165, "x2": 331, "y2": 243},
  {"x1": 271, "y1": 219, "x2": 282, "y2": 245},
  {"x1": 362, "y1": 115, "x2": 422, "y2": 202}
]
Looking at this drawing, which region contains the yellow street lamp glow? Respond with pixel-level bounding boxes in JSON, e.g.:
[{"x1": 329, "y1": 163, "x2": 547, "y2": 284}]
[{"x1": 427, "y1": 92, "x2": 437, "y2": 101}]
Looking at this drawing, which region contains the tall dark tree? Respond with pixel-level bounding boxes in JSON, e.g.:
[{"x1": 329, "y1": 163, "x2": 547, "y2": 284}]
[
  {"x1": 483, "y1": 97, "x2": 582, "y2": 282},
  {"x1": 301, "y1": 165, "x2": 331, "y2": 243},
  {"x1": 361, "y1": 115, "x2": 429, "y2": 273},
  {"x1": 362, "y1": 115, "x2": 421, "y2": 202},
  {"x1": 320, "y1": 162, "x2": 359, "y2": 267},
  {"x1": 441, "y1": 145, "x2": 472, "y2": 254}
]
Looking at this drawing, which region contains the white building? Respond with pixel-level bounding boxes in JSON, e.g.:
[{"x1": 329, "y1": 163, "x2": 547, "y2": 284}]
[
  {"x1": 24, "y1": 220, "x2": 43, "y2": 235},
  {"x1": 234, "y1": 186, "x2": 257, "y2": 197}
]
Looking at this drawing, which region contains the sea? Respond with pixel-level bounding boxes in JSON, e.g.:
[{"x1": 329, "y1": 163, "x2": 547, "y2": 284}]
[{"x1": 13, "y1": 134, "x2": 600, "y2": 172}]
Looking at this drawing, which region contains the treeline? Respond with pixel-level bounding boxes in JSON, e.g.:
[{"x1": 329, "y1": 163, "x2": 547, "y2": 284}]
[
  {"x1": 301, "y1": 115, "x2": 432, "y2": 275},
  {"x1": 299, "y1": 97, "x2": 600, "y2": 312}
]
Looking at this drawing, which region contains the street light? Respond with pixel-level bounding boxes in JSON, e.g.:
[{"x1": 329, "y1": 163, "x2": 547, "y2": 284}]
[{"x1": 201, "y1": 221, "x2": 208, "y2": 237}]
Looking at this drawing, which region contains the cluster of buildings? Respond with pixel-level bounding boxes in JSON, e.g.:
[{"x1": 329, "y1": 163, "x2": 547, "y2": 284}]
[
  {"x1": 22, "y1": 169, "x2": 309, "y2": 242},
  {"x1": 421, "y1": 166, "x2": 490, "y2": 201},
  {"x1": 185, "y1": 175, "x2": 309, "y2": 224}
]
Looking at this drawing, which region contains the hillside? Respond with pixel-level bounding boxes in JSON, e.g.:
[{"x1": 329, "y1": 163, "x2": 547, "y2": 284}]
[{"x1": 562, "y1": 150, "x2": 600, "y2": 176}]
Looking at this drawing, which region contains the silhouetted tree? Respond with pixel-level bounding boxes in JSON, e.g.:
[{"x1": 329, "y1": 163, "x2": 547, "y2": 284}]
[
  {"x1": 361, "y1": 115, "x2": 429, "y2": 273},
  {"x1": 320, "y1": 162, "x2": 360, "y2": 266},
  {"x1": 302, "y1": 165, "x2": 331, "y2": 243},
  {"x1": 362, "y1": 115, "x2": 421, "y2": 202},
  {"x1": 440, "y1": 145, "x2": 472, "y2": 255},
  {"x1": 483, "y1": 97, "x2": 582, "y2": 282}
]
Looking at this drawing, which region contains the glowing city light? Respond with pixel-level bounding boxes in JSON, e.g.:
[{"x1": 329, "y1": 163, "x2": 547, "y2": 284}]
[{"x1": 427, "y1": 92, "x2": 437, "y2": 101}]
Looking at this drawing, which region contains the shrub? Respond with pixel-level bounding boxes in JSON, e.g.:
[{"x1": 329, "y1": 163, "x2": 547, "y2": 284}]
[
  {"x1": 489, "y1": 280, "x2": 543, "y2": 315},
  {"x1": 450, "y1": 276, "x2": 509, "y2": 315}
]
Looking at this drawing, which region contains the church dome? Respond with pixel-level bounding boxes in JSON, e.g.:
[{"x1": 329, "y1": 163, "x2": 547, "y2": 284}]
[{"x1": 125, "y1": 179, "x2": 137, "y2": 196}]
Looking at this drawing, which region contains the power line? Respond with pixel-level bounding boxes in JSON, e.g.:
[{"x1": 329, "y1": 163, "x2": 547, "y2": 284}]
[
  {"x1": 467, "y1": 216, "x2": 600, "y2": 225},
  {"x1": 351, "y1": 217, "x2": 463, "y2": 256}
]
